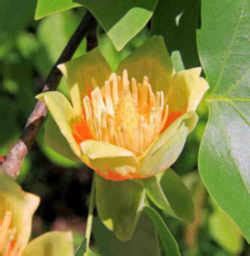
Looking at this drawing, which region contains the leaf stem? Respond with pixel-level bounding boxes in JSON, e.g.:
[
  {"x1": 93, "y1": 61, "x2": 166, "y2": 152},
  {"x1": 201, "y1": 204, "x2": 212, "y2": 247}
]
[{"x1": 85, "y1": 174, "x2": 96, "y2": 251}]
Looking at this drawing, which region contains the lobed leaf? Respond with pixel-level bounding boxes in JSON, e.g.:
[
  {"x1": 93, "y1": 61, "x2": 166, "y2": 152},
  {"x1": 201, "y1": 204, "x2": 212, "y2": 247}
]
[{"x1": 197, "y1": 0, "x2": 250, "y2": 241}]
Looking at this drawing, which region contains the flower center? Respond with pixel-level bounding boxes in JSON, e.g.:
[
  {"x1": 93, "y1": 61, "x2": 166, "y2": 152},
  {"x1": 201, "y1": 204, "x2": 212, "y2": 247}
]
[
  {"x1": 0, "y1": 211, "x2": 21, "y2": 256},
  {"x1": 82, "y1": 70, "x2": 168, "y2": 155}
]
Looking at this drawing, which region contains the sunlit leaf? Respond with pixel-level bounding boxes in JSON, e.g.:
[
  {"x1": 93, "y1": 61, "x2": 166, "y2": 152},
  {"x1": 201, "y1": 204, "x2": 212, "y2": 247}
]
[{"x1": 35, "y1": 0, "x2": 81, "y2": 20}]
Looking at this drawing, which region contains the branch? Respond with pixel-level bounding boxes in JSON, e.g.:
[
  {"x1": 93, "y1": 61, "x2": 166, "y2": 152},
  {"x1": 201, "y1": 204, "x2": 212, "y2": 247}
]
[{"x1": 0, "y1": 12, "x2": 96, "y2": 177}]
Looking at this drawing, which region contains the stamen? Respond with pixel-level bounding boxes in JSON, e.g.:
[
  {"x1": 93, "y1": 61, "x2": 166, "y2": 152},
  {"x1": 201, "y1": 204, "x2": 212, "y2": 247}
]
[
  {"x1": 110, "y1": 73, "x2": 119, "y2": 104},
  {"x1": 103, "y1": 81, "x2": 114, "y2": 116},
  {"x1": 80, "y1": 70, "x2": 169, "y2": 155},
  {"x1": 0, "y1": 211, "x2": 12, "y2": 252},
  {"x1": 122, "y1": 70, "x2": 130, "y2": 93},
  {"x1": 0, "y1": 211, "x2": 22, "y2": 256},
  {"x1": 131, "y1": 78, "x2": 138, "y2": 105}
]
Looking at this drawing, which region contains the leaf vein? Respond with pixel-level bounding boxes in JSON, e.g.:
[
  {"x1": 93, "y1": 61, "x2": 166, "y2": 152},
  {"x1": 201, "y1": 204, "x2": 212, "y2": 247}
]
[{"x1": 213, "y1": 0, "x2": 247, "y2": 92}]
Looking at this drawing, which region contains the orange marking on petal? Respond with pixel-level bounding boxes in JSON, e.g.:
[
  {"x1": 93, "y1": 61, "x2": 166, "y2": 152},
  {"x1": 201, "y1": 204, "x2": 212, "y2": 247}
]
[
  {"x1": 95, "y1": 169, "x2": 142, "y2": 181},
  {"x1": 162, "y1": 111, "x2": 184, "y2": 131},
  {"x1": 4, "y1": 239, "x2": 16, "y2": 256},
  {"x1": 72, "y1": 117, "x2": 92, "y2": 144}
]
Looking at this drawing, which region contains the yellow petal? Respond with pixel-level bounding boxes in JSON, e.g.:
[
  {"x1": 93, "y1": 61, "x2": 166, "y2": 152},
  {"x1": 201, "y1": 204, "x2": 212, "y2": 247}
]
[
  {"x1": 37, "y1": 91, "x2": 80, "y2": 158},
  {"x1": 80, "y1": 140, "x2": 138, "y2": 179},
  {"x1": 167, "y1": 67, "x2": 209, "y2": 113},
  {"x1": 0, "y1": 173, "x2": 40, "y2": 249},
  {"x1": 139, "y1": 112, "x2": 198, "y2": 177},
  {"x1": 117, "y1": 36, "x2": 174, "y2": 92},
  {"x1": 23, "y1": 231, "x2": 74, "y2": 256},
  {"x1": 58, "y1": 49, "x2": 112, "y2": 116}
]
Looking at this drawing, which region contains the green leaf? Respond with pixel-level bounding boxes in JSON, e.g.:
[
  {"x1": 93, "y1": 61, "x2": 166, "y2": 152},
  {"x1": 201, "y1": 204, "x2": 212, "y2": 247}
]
[
  {"x1": 152, "y1": 0, "x2": 200, "y2": 68},
  {"x1": 75, "y1": 239, "x2": 86, "y2": 256},
  {"x1": 36, "y1": 11, "x2": 86, "y2": 75},
  {"x1": 35, "y1": 0, "x2": 81, "y2": 20},
  {"x1": 144, "y1": 206, "x2": 181, "y2": 256},
  {"x1": 76, "y1": 0, "x2": 158, "y2": 50},
  {"x1": 170, "y1": 51, "x2": 185, "y2": 72},
  {"x1": 160, "y1": 170, "x2": 194, "y2": 222},
  {"x1": 0, "y1": 0, "x2": 35, "y2": 41},
  {"x1": 209, "y1": 201, "x2": 243, "y2": 255},
  {"x1": 93, "y1": 214, "x2": 161, "y2": 256},
  {"x1": 143, "y1": 176, "x2": 177, "y2": 219},
  {"x1": 98, "y1": 34, "x2": 131, "y2": 71},
  {"x1": 197, "y1": 0, "x2": 250, "y2": 241},
  {"x1": 144, "y1": 169, "x2": 194, "y2": 222},
  {"x1": 95, "y1": 175, "x2": 145, "y2": 241}
]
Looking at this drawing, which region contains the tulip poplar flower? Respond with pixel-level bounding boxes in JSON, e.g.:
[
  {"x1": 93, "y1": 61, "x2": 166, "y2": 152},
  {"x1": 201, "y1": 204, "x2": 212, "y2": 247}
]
[
  {"x1": 38, "y1": 36, "x2": 208, "y2": 181},
  {"x1": 0, "y1": 173, "x2": 74, "y2": 256}
]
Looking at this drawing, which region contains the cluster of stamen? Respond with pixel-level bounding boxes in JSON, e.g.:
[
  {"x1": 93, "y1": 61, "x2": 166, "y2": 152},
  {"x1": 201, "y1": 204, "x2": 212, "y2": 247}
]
[
  {"x1": 0, "y1": 211, "x2": 22, "y2": 256},
  {"x1": 82, "y1": 70, "x2": 168, "y2": 155}
]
